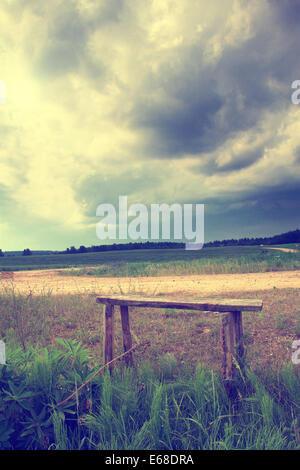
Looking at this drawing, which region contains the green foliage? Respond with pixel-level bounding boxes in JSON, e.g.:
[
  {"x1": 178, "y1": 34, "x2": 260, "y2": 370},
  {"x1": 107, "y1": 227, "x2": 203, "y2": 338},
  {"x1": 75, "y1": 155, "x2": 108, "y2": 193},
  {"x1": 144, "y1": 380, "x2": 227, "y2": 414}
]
[
  {"x1": 22, "y1": 249, "x2": 32, "y2": 257},
  {"x1": 0, "y1": 341, "x2": 300, "y2": 450}
]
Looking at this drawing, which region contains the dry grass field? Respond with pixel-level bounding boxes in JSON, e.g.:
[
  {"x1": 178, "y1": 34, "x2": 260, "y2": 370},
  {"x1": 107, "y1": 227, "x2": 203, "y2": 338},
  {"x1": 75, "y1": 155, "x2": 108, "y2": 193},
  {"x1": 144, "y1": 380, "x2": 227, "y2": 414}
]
[
  {"x1": 1, "y1": 268, "x2": 300, "y2": 374},
  {"x1": 4, "y1": 267, "x2": 300, "y2": 296},
  {"x1": 46, "y1": 288, "x2": 300, "y2": 373},
  {"x1": 1, "y1": 266, "x2": 300, "y2": 450}
]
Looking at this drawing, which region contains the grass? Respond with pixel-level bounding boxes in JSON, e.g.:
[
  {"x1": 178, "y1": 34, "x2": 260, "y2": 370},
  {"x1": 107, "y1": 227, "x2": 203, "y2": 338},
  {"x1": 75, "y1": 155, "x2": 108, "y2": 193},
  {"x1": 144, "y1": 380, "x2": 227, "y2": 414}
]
[
  {"x1": 1, "y1": 339, "x2": 300, "y2": 450},
  {"x1": 0, "y1": 246, "x2": 263, "y2": 270},
  {"x1": 60, "y1": 249, "x2": 300, "y2": 278},
  {"x1": 1, "y1": 245, "x2": 300, "y2": 276},
  {"x1": 1, "y1": 280, "x2": 300, "y2": 449},
  {"x1": 0, "y1": 280, "x2": 299, "y2": 373}
]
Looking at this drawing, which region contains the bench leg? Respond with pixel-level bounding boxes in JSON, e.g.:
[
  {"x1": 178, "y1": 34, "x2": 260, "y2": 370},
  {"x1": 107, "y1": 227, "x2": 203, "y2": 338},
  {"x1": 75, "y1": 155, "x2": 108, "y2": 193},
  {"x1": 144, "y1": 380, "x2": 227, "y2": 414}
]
[
  {"x1": 120, "y1": 305, "x2": 134, "y2": 367},
  {"x1": 221, "y1": 311, "x2": 244, "y2": 380},
  {"x1": 233, "y1": 311, "x2": 244, "y2": 361},
  {"x1": 103, "y1": 304, "x2": 115, "y2": 373}
]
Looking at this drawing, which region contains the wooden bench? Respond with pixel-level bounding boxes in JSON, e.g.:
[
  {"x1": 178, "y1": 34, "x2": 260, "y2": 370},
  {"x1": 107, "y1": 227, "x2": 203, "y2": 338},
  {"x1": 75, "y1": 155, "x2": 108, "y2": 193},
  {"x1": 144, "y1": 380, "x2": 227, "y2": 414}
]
[{"x1": 96, "y1": 295, "x2": 263, "y2": 380}]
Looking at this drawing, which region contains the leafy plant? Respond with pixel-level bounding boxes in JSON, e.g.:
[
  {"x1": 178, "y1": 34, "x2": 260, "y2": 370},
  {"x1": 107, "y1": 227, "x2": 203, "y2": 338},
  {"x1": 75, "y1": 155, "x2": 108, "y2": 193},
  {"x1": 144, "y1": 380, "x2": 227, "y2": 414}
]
[{"x1": 0, "y1": 340, "x2": 300, "y2": 450}]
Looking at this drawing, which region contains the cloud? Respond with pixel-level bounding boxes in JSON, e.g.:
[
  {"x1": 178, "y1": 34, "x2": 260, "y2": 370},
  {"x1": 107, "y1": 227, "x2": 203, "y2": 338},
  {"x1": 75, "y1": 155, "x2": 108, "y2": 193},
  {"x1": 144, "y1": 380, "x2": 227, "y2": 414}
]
[
  {"x1": 271, "y1": 0, "x2": 300, "y2": 31},
  {"x1": 0, "y1": 0, "x2": 300, "y2": 249},
  {"x1": 76, "y1": 166, "x2": 164, "y2": 218},
  {"x1": 35, "y1": 42, "x2": 80, "y2": 77},
  {"x1": 32, "y1": 2, "x2": 97, "y2": 79},
  {"x1": 126, "y1": 2, "x2": 293, "y2": 161}
]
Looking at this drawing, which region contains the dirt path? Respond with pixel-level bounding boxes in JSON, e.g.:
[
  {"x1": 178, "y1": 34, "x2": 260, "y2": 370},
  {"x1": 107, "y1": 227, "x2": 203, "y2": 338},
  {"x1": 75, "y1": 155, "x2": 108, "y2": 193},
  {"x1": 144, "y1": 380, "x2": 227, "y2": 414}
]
[
  {"x1": 3, "y1": 268, "x2": 300, "y2": 297},
  {"x1": 264, "y1": 246, "x2": 299, "y2": 253}
]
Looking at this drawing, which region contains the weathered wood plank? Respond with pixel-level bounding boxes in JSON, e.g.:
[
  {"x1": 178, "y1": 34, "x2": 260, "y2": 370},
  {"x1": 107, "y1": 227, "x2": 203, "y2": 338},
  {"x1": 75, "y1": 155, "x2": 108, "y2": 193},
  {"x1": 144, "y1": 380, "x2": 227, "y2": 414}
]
[
  {"x1": 98, "y1": 295, "x2": 261, "y2": 378},
  {"x1": 221, "y1": 313, "x2": 234, "y2": 380},
  {"x1": 120, "y1": 305, "x2": 134, "y2": 367},
  {"x1": 103, "y1": 304, "x2": 114, "y2": 373},
  {"x1": 233, "y1": 310, "x2": 244, "y2": 360},
  {"x1": 96, "y1": 295, "x2": 263, "y2": 312},
  {"x1": 221, "y1": 311, "x2": 244, "y2": 380}
]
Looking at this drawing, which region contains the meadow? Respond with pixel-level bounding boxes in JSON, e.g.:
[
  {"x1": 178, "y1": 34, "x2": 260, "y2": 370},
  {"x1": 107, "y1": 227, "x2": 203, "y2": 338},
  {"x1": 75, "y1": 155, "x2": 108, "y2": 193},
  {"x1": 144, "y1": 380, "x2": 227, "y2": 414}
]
[
  {"x1": 0, "y1": 278, "x2": 300, "y2": 450},
  {"x1": 1, "y1": 245, "x2": 300, "y2": 276},
  {"x1": 1, "y1": 339, "x2": 300, "y2": 450},
  {"x1": 0, "y1": 245, "x2": 300, "y2": 450}
]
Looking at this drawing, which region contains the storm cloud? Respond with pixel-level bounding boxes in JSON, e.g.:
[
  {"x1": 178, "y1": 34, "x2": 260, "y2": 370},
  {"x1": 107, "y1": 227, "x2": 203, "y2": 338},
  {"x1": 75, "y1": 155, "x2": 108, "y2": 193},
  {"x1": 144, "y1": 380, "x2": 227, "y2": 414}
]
[{"x1": 0, "y1": 0, "x2": 300, "y2": 249}]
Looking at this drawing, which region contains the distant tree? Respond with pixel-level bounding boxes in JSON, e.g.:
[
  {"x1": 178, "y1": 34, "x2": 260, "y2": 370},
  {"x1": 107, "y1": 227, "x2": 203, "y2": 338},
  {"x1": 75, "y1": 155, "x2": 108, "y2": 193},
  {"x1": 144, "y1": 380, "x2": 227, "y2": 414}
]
[
  {"x1": 22, "y1": 248, "x2": 32, "y2": 256},
  {"x1": 69, "y1": 246, "x2": 77, "y2": 254},
  {"x1": 0, "y1": 249, "x2": 4, "y2": 257},
  {"x1": 79, "y1": 245, "x2": 87, "y2": 253}
]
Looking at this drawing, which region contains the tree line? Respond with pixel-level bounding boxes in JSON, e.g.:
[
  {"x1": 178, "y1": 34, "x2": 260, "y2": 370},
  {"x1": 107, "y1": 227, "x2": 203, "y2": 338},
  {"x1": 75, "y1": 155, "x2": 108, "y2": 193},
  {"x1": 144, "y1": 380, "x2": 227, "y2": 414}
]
[
  {"x1": 60, "y1": 229, "x2": 300, "y2": 254},
  {"x1": 204, "y1": 228, "x2": 300, "y2": 248},
  {"x1": 1, "y1": 228, "x2": 300, "y2": 257}
]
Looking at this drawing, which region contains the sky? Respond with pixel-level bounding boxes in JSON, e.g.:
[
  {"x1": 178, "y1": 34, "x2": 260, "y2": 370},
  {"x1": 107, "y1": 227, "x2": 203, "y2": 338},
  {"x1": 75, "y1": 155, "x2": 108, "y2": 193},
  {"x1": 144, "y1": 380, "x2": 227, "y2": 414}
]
[{"x1": 0, "y1": 0, "x2": 300, "y2": 250}]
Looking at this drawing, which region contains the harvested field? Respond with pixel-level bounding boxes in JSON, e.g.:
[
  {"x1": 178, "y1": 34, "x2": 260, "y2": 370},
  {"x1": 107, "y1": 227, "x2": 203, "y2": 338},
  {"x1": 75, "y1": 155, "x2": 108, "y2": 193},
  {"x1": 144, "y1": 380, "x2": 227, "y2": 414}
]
[
  {"x1": 6, "y1": 268, "x2": 300, "y2": 296},
  {"x1": 1, "y1": 269, "x2": 299, "y2": 372}
]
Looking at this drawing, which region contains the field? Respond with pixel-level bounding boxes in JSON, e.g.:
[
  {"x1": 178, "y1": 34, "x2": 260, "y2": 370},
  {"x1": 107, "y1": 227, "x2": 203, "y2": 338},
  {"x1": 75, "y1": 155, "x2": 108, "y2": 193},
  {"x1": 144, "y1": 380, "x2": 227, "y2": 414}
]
[
  {"x1": 1, "y1": 245, "x2": 300, "y2": 450},
  {"x1": 1, "y1": 246, "x2": 271, "y2": 270},
  {"x1": 1, "y1": 245, "x2": 300, "y2": 276}
]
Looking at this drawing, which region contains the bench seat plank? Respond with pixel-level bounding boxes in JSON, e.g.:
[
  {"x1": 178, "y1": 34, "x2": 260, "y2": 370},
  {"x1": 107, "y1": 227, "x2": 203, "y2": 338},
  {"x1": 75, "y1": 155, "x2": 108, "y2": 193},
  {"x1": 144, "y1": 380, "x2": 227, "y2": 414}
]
[{"x1": 96, "y1": 295, "x2": 263, "y2": 312}]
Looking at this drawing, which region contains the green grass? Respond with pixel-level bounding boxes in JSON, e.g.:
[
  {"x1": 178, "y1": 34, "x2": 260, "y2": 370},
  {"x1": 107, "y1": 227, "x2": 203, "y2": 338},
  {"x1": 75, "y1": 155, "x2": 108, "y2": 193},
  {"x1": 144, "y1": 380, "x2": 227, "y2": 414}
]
[
  {"x1": 1, "y1": 245, "x2": 300, "y2": 275},
  {"x1": 0, "y1": 282, "x2": 300, "y2": 450},
  {"x1": 0, "y1": 246, "x2": 264, "y2": 270},
  {"x1": 0, "y1": 339, "x2": 299, "y2": 450},
  {"x1": 61, "y1": 247, "x2": 300, "y2": 277}
]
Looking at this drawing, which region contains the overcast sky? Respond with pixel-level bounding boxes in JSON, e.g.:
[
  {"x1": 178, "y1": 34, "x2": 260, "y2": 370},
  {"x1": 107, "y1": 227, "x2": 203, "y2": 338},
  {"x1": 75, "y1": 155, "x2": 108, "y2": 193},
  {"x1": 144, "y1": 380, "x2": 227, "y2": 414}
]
[{"x1": 0, "y1": 0, "x2": 300, "y2": 250}]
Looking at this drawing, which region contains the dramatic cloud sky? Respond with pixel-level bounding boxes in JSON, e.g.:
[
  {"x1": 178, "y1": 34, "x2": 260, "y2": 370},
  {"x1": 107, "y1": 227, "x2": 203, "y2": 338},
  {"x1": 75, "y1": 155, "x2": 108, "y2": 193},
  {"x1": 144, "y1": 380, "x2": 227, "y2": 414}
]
[{"x1": 0, "y1": 0, "x2": 300, "y2": 250}]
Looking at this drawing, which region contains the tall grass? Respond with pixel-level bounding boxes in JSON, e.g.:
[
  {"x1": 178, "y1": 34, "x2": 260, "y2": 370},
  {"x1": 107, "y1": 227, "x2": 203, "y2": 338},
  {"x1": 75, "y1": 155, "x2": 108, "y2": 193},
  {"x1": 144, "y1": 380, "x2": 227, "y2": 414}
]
[
  {"x1": 0, "y1": 340, "x2": 299, "y2": 450},
  {"x1": 61, "y1": 251, "x2": 300, "y2": 278},
  {"x1": 0, "y1": 282, "x2": 100, "y2": 351},
  {"x1": 0, "y1": 279, "x2": 299, "y2": 450},
  {"x1": 0, "y1": 281, "x2": 53, "y2": 350}
]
